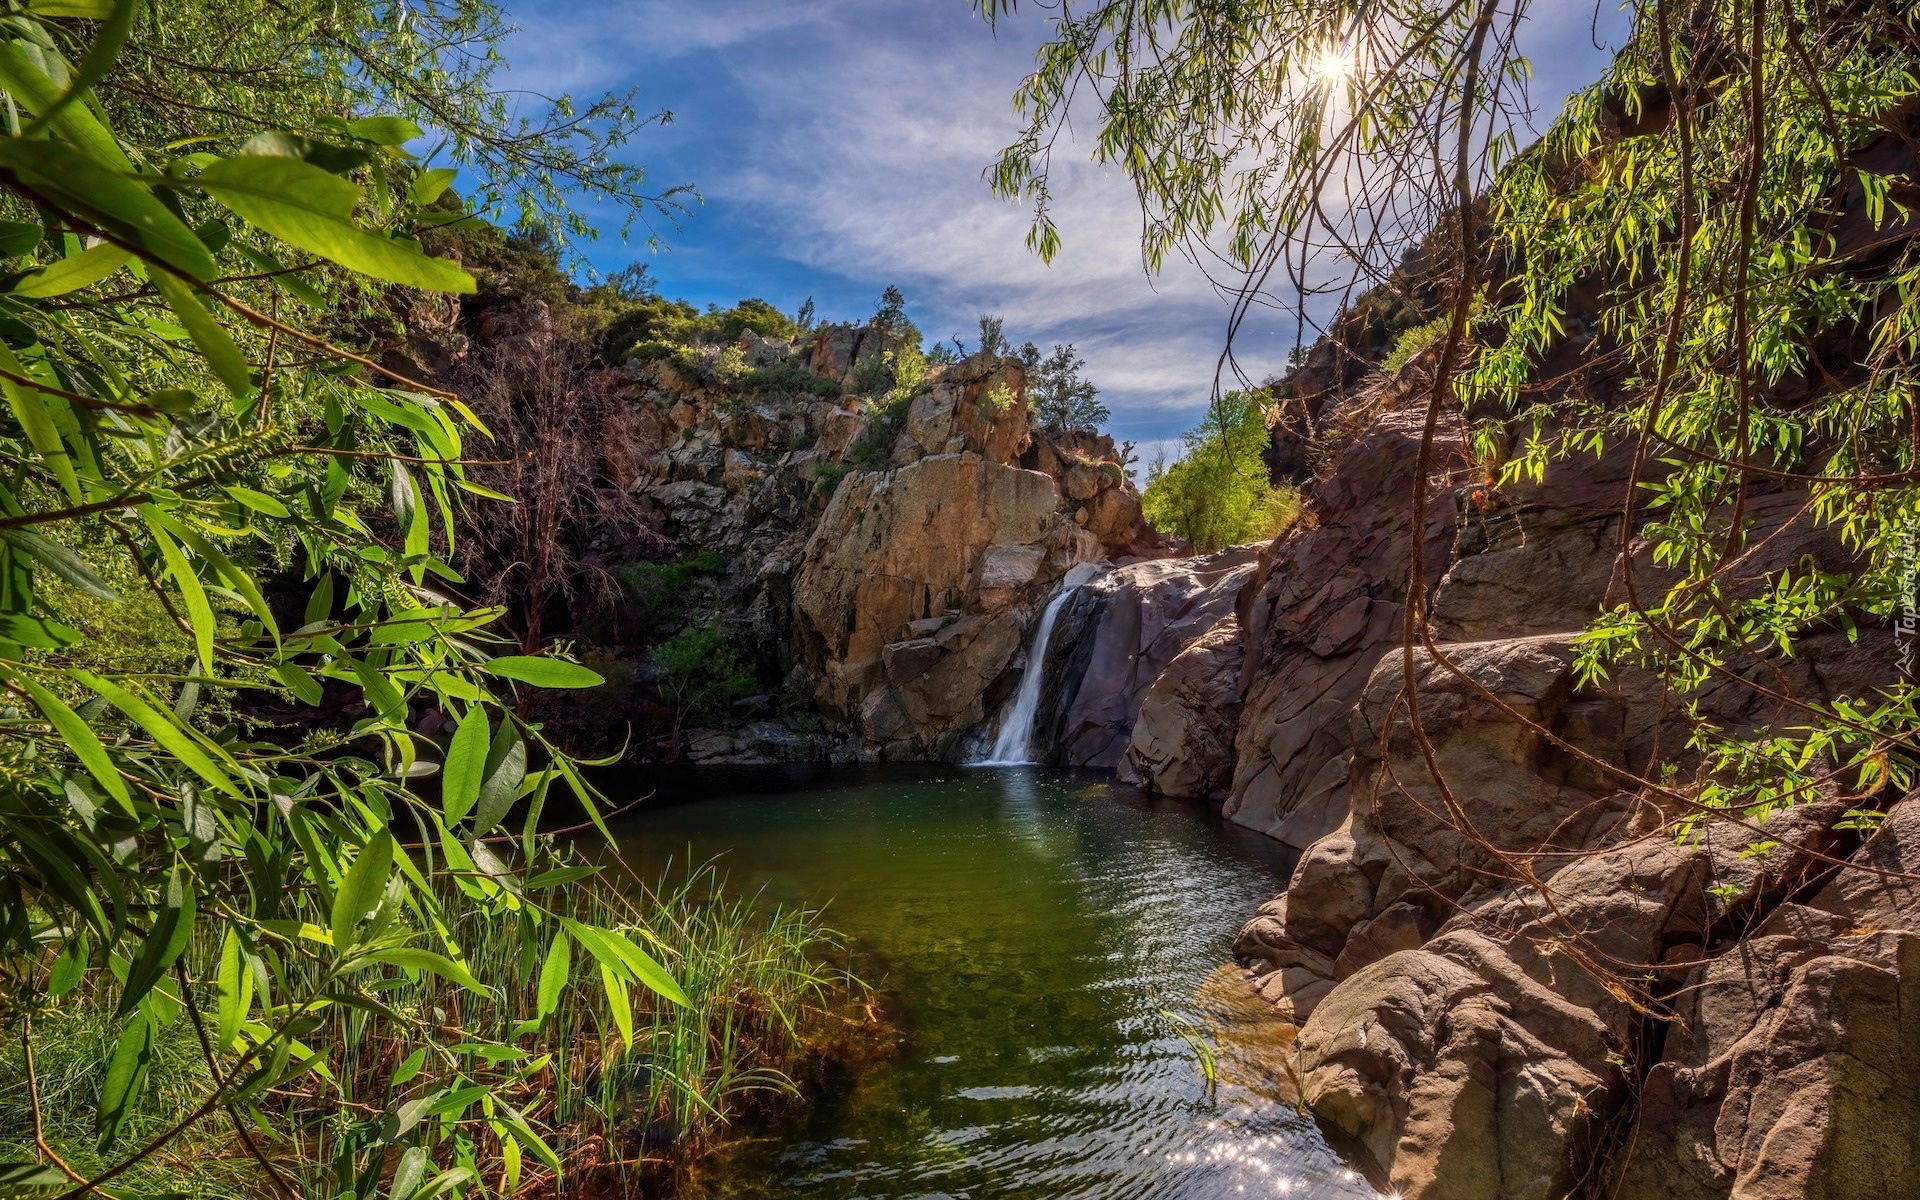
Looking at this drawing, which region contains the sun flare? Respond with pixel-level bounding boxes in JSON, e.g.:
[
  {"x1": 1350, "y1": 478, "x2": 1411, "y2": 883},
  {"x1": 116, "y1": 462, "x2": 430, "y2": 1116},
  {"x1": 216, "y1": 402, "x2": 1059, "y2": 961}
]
[{"x1": 1308, "y1": 41, "x2": 1356, "y2": 87}]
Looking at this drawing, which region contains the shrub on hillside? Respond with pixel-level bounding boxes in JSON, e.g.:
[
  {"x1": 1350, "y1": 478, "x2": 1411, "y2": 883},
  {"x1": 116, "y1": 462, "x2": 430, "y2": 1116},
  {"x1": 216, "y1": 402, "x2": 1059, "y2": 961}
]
[{"x1": 1142, "y1": 391, "x2": 1299, "y2": 553}]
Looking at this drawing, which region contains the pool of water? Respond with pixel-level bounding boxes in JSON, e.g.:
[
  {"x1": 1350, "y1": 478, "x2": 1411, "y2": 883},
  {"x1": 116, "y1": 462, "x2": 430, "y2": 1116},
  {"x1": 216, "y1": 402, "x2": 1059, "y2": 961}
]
[{"x1": 610, "y1": 765, "x2": 1376, "y2": 1200}]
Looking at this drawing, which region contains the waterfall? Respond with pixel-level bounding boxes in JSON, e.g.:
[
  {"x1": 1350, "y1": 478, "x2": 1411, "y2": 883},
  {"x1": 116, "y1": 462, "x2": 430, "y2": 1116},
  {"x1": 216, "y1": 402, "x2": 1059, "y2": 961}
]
[{"x1": 976, "y1": 585, "x2": 1079, "y2": 766}]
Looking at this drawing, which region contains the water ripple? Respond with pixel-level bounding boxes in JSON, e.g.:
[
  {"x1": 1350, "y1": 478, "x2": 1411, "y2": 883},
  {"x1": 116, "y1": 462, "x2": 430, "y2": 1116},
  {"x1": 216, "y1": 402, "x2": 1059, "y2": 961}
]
[{"x1": 614, "y1": 767, "x2": 1379, "y2": 1200}]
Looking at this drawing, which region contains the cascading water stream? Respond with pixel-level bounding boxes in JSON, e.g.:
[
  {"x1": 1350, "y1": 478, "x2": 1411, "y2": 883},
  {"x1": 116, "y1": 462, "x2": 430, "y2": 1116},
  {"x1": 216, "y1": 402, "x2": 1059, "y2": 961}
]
[{"x1": 976, "y1": 585, "x2": 1079, "y2": 766}]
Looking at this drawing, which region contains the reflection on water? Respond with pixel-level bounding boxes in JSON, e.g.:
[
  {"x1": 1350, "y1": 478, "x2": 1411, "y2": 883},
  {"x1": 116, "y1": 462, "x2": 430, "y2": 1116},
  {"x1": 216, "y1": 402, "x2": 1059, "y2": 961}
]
[{"x1": 611, "y1": 765, "x2": 1377, "y2": 1200}]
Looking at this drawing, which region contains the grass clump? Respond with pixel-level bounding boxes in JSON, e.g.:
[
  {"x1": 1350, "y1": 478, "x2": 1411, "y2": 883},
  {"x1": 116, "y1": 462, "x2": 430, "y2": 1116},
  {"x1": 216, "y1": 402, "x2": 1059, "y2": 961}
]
[
  {"x1": 1381, "y1": 312, "x2": 1450, "y2": 374},
  {"x1": 1, "y1": 862, "x2": 861, "y2": 1199}
]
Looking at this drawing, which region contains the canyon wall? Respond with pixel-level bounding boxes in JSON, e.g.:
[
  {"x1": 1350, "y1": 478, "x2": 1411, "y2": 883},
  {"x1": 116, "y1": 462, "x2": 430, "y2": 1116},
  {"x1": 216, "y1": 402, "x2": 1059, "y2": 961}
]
[
  {"x1": 618, "y1": 321, "x2": 1200, "y2": 763},
  {"x1": 1201, "y1": 362, "x2": 1918, "y2": 1199},
  {"x1": 427, "y1": 285, "x2": 1917, "y2": 1200}
]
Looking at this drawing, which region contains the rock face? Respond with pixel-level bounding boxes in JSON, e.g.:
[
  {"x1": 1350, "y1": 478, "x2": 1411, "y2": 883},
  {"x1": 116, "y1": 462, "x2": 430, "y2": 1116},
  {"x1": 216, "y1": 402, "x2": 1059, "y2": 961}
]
[
  {"x1": 1611, "y1": 800, "x2": 1920, "y2": 1200},
  {"x1": 1203, "y1": 365, "x2": 1917, "y2": 1199},
  {"x1": 1224, "y1": 385, "x2": 1468, "y2": 850},
  {"x1": 1037, "y1": 545, "x2": 1260, "y2": 769},
  {"x1": 1119, "y1": 615, "x2": 1247, "y2": 800},
  {"x1": 515, "y1": 311, "x2": 1166, "y2": 762},
  {"x1": 702, "y1": 346, "x2": 1159, "y2": 761},
  {"x1": 1236, "y1": 604, "x2": 1907, "y2": 1200},
  {"x1": 791, "y1": 451, "x2": 1094, "y2": 759}
]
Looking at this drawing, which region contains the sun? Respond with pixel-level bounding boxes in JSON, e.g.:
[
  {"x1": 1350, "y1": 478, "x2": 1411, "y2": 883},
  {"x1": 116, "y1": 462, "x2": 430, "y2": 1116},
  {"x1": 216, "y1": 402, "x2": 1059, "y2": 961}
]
[{"x1": 1307, "y1": 41, "x2": 1356, "y2": 88}]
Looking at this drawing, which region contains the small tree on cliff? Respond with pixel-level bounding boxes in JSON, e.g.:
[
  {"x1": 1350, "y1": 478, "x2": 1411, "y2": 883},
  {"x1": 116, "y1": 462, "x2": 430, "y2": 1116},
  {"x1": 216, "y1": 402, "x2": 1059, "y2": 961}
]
[
  {"x1": 978, "y1": 314, "x2": 1011, "y2": 358},
  {"x1": 1020, "y1": 341, "x2": 1110, "y2": 432},
  {"x1": 873, "y1": 284, "x2": 912, "y2": 338}
]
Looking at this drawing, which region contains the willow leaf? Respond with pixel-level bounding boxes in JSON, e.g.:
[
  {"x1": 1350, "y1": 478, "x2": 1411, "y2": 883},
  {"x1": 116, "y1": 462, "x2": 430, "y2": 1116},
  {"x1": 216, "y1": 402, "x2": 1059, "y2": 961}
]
[
  {"x1": 198, "y1": 156, "x2": 474, "y2": 293},
  {"x1": 72, "y1": 669, "x2": 243, "y2": 796},
  {"x1": 7, "y1": 669, "x2": 129, "y2": 808},
  {"x1": 140, "y1": 509, "x2": 213, "y2": 673},
  {"x1": 150, "y1": 269, "x2": 251, "y2": 398}
]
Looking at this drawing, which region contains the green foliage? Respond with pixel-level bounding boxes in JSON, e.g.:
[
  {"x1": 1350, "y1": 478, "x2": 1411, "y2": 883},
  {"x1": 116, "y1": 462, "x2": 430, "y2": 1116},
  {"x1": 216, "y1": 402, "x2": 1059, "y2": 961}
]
[
  {"x1": 104, "y1": 0, "x2": 686, "y2": 257},
  {"x1": 621, "y1": 550, "x2": 729, "y2": 638},
  {"x1": 814, "y1": 462, "x2": 854, "y2": 497},
  {"x1": 1142, "y1": 392, "x2": 1298, "y2": 553},
  {"x1": 1382, "y1": 312, "x2": 1451, "y2": 374},
  {"x1": 851, "y1": 336, "x2": 930, "y2": 399},
  {"x1": 3, "y1": 863, "x2": 852, "y2": 1198},
  {"x1": 613, "y1": 295, "x2": 802, "y2": 364},
  {"x1": 1476, "y1": 3, "x2": 1920, "y2": 832},
  {"x1": 0, "y1": 5, "x2": 691, "y2": 1197},
  {"x1": 977, "y1": 314, "x2": 1010, "y2": 358},
  {"x1": 741, "y1": 360, "x2": 844, "y2": 399},
  {"x1": 850, "y1": 349, "x2": 892, "y2": 396},
  {"x1": 848, "y1": 384, "x2": 918, "y2": 470},
  {"x1": 1020, "y1": 341, "x2": 1108, "y2": 432},
  {"x1": 652, "y1": 621, "x2": 757, "y2": 730},
  {"x1": 872, "y1": 284, "x2": 913, "y2": 341}
]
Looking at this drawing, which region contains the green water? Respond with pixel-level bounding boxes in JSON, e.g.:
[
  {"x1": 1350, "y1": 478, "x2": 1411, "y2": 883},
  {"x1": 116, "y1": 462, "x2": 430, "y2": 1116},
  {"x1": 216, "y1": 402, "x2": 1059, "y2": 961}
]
[{"x1": 612, "y1": 766, "x2": 1377, "y2": 1200}]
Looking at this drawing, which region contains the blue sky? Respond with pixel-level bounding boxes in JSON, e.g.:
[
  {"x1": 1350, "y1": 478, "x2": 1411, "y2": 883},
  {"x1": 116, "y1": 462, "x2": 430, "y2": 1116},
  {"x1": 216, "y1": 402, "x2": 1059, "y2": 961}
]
[{"x1": 496, "y1": 1, "x2": 1632, "y2": 458}]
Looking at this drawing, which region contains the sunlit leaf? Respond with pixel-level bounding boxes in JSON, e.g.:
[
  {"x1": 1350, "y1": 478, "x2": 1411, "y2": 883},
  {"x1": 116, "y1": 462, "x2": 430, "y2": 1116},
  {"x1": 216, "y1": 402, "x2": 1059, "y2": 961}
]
[
  {"x1": 8, "y1": 669, "x2": 129, "y2": 808},
  {"x1": 535, "y1": 931, "x2": 569, "y2": 1019},
  {"x1": 12, "y1": 241, "x2": 131, "y2": 297},
  {"x1": 197, "y1": 156, "x2": 475, "y2": 292},
  {"x1": 0, "y1": 139, "x2": 212, "y2": 277},
  {"x1": 482, "y1": 656, "x2": 604, "y2": 689},
  {"x1": 366, "y1": 946, "x2": 489, "y2": 996},
  {"x1": 349, "y1": 115, "x2": 425, "y2": 146},
  {"x1": 150, "y1": 269, "x2": 252, "y2": 398}
]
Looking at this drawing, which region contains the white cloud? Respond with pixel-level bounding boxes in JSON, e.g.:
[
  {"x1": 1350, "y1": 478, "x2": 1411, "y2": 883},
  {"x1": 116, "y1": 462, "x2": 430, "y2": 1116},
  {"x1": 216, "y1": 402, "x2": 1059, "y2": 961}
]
[{"x1": 501, "y1": 0, "x2": 1630, "y2": 444}]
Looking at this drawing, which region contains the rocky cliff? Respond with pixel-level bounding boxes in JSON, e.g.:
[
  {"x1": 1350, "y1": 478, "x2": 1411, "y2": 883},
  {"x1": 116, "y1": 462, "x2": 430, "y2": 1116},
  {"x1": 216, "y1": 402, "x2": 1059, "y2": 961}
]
[
  {"x1": 1182, "y1": 359, "x2": 1920, "y2": 1199},
  {"x1": 622, "y1": 321, "x2": 1171, "y2": 762}
]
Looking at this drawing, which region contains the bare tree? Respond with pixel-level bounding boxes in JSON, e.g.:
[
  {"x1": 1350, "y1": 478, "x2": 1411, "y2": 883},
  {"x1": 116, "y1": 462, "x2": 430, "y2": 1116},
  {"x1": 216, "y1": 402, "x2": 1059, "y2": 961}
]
[{"x1": 456, "y1": 319, "x2": 642, "y2": 656}]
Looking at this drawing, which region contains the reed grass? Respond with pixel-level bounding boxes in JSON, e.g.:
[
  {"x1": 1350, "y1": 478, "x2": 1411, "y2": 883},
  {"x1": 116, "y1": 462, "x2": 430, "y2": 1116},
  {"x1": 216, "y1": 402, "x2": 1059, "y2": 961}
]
[{"x1": 1, "y1": 858, "x2": 859, "y2": 1198}]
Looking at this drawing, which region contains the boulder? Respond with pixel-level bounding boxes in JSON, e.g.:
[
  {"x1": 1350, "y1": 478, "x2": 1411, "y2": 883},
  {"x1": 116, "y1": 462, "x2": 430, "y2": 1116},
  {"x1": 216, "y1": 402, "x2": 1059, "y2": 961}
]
[
  {"x1": 1428, "y1": 439, "x2": 1638, "y2": 643},
  {"x1": 806, "y1": 322, "x2": 903, "y2": 389},
  {"x1": 1041, "y1": 545, "x2": 1259, "y2": 768},
  {"x1": 721, "y1": 448, "x2": 765, "y2": 490},
  {"x1": 1609, "y1": 798, "x2": 1920, "y2": 1200},
  {"x1": 820, "y1": 406, "x2": 865, "y2": 458},
  {"x1": 898, "y1": 355, "x2": 1032, "y2": 466},
  {"x1": 1119, "y1": 615, "x2": 1246, "y2": 800}
]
